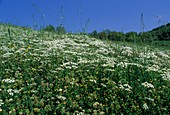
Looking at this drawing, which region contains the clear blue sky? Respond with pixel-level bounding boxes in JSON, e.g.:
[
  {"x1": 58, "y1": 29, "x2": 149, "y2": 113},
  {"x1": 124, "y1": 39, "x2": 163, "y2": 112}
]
[{"x1": 0, "y1": 0, "x2": 170, "y2": 33}]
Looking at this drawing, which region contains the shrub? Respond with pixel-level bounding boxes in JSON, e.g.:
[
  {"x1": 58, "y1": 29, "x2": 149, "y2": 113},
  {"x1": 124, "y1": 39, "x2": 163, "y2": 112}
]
[
  {"x1": 56, "y1": 24, "x2": 66, "y2": 34},
  {"x1": 98, "y1": 31, "x2": 108, "y2": 39},
  {"x1": 44, "y1": 25, "x2": 55, "y2": 32},
  {"x1": 125, "y1": 31, "x2": 138, "y2": 42}
]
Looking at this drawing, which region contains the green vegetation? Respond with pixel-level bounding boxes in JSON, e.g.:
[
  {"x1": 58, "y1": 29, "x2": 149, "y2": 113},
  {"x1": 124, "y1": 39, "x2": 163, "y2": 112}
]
[
  {"x1": 0, "y1": 23, "x2": 170, "y2": 114},
  {"x1": 89, "y1": 23, "x2": 170, "y2": 43},
  {"x1": 44, "y1": 24, "x2": 66, "y2": 34},
  {"x1": 148, "y1": 23, "x2": 170, "y2": 41},
  {"x1": 44, "y1": 25, "x2": 55, "y2": 32},
  {"x1": 43, "y1": 22, "x2": 170, "y2": 43}
]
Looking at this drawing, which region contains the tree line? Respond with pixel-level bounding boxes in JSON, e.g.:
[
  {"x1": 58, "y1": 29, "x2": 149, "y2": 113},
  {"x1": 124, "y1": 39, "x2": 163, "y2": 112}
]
[
  {"x1": 44, "y1": 24, "x2": 66, "y2": 34},
  {"x1": 44, "y1": 23, "x2": 170, "y2": 42},
  {"x1": 89, "y1": 23, "x2": 170, "y2": 42}
]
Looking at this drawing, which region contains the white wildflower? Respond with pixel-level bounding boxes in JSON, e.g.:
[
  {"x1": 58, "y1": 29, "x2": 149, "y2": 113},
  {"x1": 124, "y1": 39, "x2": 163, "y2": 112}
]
[
  {"x1": 9, "y1": 92, "x2": 14, "y2": 96},
  {"x1": 0, "y1": 99, "x2": 4, "y2": 107},
  {"x1": 117, "y1": 62, "x2": 128, "y2": 68},
  {"x1": 158, "y1": 51, "x2": 169, "y2": 58},
  {"x1": 6, "y1": 89, "x2": 18, "y2": 96},
  {"x1": 13, "y1": 89, "x2": 19, "y2": 93},
  {"x1": 146, "y1": 64, "x2": 160, "y2": 72},
  {"x1": 105, "y1": 68, "x2": 115, "y2": 72},
  {"x1": 101, "y1": 83, "x2": 107, "y2": 87},
  {"x1": 15, "y1": 48, "x2": 26, "y2": 53},
  {"x1": 99, "y1": 111, "x2": 105, "y2": 115},
  {"x1": 119, "y1": 83, "x2": 132, "y2": 92},
  {"x1": 2, "y1": 52, "x2": 13, "y2": 58},
  {"x1": 58, "y1": 88, "x2": 63, "y2": 92},
  {"x1": 119, "y1": 84, "x2": 124, "y2": 89},
  {"x1": 161, "y1": 72, "x2": 170, "y2": 81},
  {"x1": 93, "y1": 102, "x2": 100, "y2": 108},
  {"x1": 143, "y1": 103, "x2": 149, "y2": 110},
  {"x1": 121, "y1": 46, "x2": 133, "y2": 56},
  {"x1": 141, "y1": 82, "x2": 154, "y2": 88},
  {"x1": 2, "y1": 78, "x2": 15, "y2": 83},
  {"x1": 7, "y1": 89, "x2": 13, "y2": 93},
  {"x1": 145, "y1": 97, "x2": 154, "y2": 102},
  {"x1": 128, "y1": 63, "x2": 143, "y2": 68},
  {"x1": 140, "y1": 51, "x2": 157, "y2": 59},
  {"x1": 89, "y1": 79, "x2": 97, "y2": 83},
  {"x1": 76, "y1": 112, "x2": 85, "y2": 115},
  {"x1": 9, "y1": 98, "x2": 13, "y2": 102},
  {"x1": 57, "y1": 95, "x2": 66, "y2": 101},
  {"x1": 56, "y1": 101, "x2": 60, "y2": 104}
]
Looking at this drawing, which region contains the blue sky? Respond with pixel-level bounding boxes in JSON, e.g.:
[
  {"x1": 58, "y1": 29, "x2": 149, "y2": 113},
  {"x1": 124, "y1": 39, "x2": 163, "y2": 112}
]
[{"x1": 0, "y1": 0, "x2": 170, "y2": 33}]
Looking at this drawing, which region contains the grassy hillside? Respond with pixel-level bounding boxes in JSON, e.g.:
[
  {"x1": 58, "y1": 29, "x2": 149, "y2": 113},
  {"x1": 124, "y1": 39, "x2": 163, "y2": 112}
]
[
  {"x1": 0, "y1": 24, "x2": 170, "y2": 114},
  {"x1": 148, "y1": 23, "x2": 170, "y2": 41}
]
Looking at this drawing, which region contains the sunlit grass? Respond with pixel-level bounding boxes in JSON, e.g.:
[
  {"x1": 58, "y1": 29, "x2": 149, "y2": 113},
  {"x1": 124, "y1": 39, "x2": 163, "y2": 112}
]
[{"x1": 0, "y1": 24, "x2": 170, "y2": 114}]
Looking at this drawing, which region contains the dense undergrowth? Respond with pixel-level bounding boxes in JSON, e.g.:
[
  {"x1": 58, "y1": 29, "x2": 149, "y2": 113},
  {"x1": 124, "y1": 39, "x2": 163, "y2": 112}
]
[{"x1": 0, "y1": 24, "x2": 170, "y2": 114}]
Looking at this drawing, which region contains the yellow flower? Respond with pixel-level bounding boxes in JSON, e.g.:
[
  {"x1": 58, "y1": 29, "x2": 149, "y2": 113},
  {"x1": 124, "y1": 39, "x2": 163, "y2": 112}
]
[
  {"x1": 63, "y1": 101, "x2": 66, "y2": 104},
  {"x1": 33, "y1": 108, "x2": 40, "y2": 112},
  {"x1": 28, "y1": 45, "x2": 31, "y2": 49}
]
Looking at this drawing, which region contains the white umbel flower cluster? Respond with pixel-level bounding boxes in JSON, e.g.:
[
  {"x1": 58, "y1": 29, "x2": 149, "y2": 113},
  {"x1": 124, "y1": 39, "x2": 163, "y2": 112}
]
[
  {"x1": 143, "y1": 103, "x2": 149, "y2": 110},
  {"x1": 119, "y1": 83, "x2": 132, "y2": 92},
  {"x1": 2, "y1": 78, "x2": 15, "y2": 83},
  {"x1": 141, "y1": 82, "x2": 154, "y2": 88},
  {"x1": 0, "y1": 99, "x2": 4, "y2": 107}
]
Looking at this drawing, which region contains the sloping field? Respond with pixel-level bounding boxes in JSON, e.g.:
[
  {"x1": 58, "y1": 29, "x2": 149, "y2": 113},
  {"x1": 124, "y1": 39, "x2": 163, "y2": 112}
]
[{"x1": 0, "y1": 24, "x2": 170, "y2": 114}]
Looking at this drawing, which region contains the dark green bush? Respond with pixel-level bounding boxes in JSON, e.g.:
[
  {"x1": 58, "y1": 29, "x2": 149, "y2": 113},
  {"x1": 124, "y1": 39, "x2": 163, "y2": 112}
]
[
  {"x1": 56, "y1": 24, "x2": 66, "y2": 34},
  {"x1": 98, "y1": 31, "x2": 108, "y2": 39},
  {"x1": 44, "y1": 25, "x2": 55, "y2": 32}
]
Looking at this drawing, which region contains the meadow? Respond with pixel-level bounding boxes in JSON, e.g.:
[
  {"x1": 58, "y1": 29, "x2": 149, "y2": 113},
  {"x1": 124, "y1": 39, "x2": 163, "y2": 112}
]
[{"x1": 0, "y1": 24, "x2": 170, "y2": 114}]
